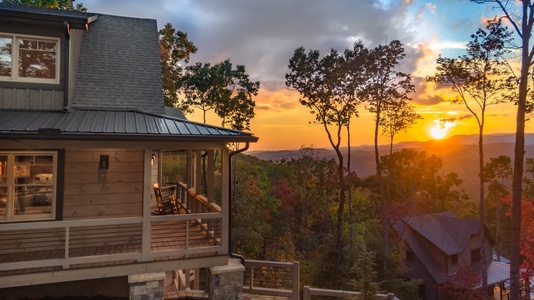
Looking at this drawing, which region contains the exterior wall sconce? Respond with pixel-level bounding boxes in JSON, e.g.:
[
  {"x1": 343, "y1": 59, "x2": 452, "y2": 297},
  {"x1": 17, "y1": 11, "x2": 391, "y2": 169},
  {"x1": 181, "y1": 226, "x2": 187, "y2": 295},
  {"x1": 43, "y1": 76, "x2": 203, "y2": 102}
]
[
  {"x1": 99, "y1": 155, "x2": 109, "y2": 170},
  {"x1": 151, "y1": 154, "x2": 157, "y2": 166}
]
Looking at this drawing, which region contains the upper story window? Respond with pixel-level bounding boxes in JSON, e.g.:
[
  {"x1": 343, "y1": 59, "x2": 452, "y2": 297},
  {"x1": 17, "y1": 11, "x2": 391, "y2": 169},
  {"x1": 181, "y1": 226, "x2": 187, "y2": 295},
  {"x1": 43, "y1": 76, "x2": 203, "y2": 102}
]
[
  {"x1": 471, "y1": 248, "x2": 482, "y2": 265},
  {"x1": 0, "y1": 33, "x2": 60, "y2": 84},
  {"x1": 0, "y1": 152, "x2": 57, "y2": 222},
  {"x1": 451, "y1": 254, "x2": 458, "y2": 266}
]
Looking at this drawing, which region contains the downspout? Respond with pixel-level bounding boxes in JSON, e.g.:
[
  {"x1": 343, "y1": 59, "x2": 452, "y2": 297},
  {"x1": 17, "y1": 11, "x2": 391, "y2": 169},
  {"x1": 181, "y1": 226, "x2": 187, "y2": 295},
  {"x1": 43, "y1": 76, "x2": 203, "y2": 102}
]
[{"x1": 228, "y1": 142, "x2": 249, "y2": 265}]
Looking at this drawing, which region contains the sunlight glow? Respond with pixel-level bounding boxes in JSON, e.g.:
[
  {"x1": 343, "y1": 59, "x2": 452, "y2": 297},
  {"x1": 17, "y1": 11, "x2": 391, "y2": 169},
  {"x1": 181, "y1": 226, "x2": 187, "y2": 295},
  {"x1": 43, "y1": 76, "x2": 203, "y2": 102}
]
[{"x1": 430, "y1": 118, "x2": 456, "y2": 139}]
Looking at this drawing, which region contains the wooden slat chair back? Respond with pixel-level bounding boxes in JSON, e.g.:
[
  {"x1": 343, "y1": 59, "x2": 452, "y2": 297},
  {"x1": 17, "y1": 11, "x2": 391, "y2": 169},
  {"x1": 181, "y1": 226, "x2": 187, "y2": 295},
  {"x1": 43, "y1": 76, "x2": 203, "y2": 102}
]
[{"x1": 153, "y1": 183, "x2": 177, "y2": 215}]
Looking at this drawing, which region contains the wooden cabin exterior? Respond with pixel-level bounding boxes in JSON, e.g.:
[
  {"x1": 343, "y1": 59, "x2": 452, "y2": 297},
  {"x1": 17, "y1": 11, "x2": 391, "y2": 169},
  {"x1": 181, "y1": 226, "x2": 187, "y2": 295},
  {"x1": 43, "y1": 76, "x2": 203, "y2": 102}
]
[
  {"x1": 0, "y1": 3, "x2": 258, "y2": 296},
  {"x1": 392, "y1": 212, "x2": 510, "y2": 300}
]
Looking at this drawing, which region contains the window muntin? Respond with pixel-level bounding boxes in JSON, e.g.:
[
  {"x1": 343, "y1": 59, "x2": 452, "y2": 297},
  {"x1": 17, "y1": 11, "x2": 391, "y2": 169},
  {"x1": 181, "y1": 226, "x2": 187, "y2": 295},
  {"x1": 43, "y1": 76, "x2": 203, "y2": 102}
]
[
  {"x1": 0, "y1": 152, "x2": 57, "y2": 222},
  {"x1": 0, "y1": 33, "x2": 59, "y2": 84}
]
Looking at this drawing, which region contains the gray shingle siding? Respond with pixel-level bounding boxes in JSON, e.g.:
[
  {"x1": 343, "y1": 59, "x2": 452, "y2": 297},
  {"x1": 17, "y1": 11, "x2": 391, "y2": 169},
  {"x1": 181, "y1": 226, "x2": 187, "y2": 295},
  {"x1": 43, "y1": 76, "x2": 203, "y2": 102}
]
[{"x1": 72, "y1": 14, "x2": 164, "y2": 114}]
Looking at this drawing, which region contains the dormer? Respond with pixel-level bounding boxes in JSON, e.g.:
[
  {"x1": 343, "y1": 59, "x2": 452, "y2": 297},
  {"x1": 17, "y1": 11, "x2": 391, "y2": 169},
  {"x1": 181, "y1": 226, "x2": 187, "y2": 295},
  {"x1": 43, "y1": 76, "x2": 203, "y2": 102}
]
[{"x1": 0, "y1": 4, "x2": 97, "y2": 111}]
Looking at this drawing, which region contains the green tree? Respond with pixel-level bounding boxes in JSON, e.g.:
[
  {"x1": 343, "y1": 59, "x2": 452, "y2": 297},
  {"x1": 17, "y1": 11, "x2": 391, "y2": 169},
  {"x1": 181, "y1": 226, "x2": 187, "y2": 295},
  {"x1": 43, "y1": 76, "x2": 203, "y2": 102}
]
[
  {"x1": 469, "y1": 2, "x2": 534, "y2": 298},
  {"x1": 380, "y1": 101, "x2": 421, "y2": 156},
  {"x1": 180, "y1": 59, "x2": 258, "y2": 130},
  {"x1": 360, "y1": 40, "x2": 414, "y2": 276},
  {"x1": 1, "y1": 0, "x2": 86, "y2": 11},
  {"x1": 286, "y1": 46, "x2": 364, "y2": 282},
  {"x1": 159, "y1": 23, "x2": 197, "y2": 107},
  {"x1": 350, "y1": 241, "x2": 380, "y2": 300},
  {"x1": 380, "y1": 149, "x2": 471, "y2": 217},
  {"x1": 484, "y1": 155, "x2": 512, "y2": 260},
  {"x1": 427, "y1": 19, "x2": 512, "y2": 297}
]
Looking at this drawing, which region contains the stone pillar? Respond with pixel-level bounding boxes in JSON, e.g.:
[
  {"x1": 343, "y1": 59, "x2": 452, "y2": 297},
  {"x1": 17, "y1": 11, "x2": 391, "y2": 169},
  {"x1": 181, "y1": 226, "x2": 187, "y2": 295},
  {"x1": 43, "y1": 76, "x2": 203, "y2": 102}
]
[
  {"x1": 208, "y1": 259, "x2": 245, "y2": 300},
  {"x1": 128, "y1": 272, "x2": 166, "y2": 300}
]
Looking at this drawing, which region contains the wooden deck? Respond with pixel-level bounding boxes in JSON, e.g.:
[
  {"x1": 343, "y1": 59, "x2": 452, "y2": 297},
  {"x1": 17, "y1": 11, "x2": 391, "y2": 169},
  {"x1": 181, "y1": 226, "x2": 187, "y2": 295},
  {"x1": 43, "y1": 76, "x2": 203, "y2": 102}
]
[{"x1": 0, "y1": 217, "x2": 222, "y2": 278}]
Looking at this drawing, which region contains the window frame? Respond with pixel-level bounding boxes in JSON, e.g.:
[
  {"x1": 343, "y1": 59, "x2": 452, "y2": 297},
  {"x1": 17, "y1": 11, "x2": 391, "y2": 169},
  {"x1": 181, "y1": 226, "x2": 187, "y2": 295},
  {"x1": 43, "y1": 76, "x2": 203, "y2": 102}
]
[
  {"x1": 0, "y1": 151, "x2": 58, "y2": 222},
  {"x1": 0, "y1": 33, "x2": 60, "y2": 84}
]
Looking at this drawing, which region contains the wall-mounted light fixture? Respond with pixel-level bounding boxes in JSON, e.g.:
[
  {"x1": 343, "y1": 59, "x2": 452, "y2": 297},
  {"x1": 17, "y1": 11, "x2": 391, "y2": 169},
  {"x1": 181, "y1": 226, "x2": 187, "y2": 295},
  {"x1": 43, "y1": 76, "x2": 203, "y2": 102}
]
[
  {"x1": 151, "y1": 154, "x2": 157, "y2": 166},
  {"x1": 99, "y1": 155, "x2": 109, "y2": 170}
]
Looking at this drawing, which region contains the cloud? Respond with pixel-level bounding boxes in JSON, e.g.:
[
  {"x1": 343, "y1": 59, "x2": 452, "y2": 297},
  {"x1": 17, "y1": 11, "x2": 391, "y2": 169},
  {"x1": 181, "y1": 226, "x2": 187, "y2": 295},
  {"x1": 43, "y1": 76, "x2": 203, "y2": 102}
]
[{"x1": 86, "y1": 0, "x2": 421, "y2": 86}]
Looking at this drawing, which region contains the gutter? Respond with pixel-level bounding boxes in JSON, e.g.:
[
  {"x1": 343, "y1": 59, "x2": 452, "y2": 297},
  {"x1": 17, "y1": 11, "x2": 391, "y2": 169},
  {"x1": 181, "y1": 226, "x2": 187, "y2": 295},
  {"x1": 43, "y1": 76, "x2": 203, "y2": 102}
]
[{"x1": 228, "y1": 142, "x2": 249, "y2": 265}]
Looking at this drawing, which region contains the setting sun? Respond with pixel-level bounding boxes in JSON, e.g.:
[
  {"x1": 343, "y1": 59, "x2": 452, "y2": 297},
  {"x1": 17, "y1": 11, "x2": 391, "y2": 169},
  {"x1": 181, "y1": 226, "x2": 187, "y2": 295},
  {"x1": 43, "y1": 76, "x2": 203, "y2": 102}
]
[
  {"x1": 430, "y1": 126, "x2": 447, "y2": 139},
  {"x1": 430, "y1": 118, "x2": 456, "y2": 140}
]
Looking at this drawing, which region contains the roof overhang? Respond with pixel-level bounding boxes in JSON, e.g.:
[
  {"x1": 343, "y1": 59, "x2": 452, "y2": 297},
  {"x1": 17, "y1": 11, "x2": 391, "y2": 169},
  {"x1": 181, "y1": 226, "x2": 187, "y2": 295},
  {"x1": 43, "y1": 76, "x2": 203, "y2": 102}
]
[
  {"x1": 0, "y1": 109, "x2": 259, "y2": 144},
  {"x1": 0, "y1": 4, "x2": 98, "y2": 30}
]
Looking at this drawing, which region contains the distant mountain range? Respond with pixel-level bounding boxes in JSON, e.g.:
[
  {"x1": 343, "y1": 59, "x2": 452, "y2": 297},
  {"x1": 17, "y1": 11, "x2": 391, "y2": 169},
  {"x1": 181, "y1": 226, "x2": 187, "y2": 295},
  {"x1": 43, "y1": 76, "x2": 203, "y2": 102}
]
[{"x1": 248, "y1": 133, "x2": 534, "y2": 200}]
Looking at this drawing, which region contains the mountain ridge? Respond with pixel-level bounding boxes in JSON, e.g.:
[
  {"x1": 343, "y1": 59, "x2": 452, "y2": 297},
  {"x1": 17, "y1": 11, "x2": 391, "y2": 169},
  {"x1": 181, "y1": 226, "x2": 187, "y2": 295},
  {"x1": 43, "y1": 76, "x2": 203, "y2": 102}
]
[{"x1": 248, "y1": 133, "x2": 534, "y2": 201}]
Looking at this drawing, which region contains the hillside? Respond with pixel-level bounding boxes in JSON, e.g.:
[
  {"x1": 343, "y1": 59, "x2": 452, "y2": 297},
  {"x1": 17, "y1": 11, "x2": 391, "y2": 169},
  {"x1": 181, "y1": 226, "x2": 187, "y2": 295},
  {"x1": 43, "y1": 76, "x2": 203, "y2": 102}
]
[{"x1": 248, "y1": 133, "x2": 534, "y2": 200}]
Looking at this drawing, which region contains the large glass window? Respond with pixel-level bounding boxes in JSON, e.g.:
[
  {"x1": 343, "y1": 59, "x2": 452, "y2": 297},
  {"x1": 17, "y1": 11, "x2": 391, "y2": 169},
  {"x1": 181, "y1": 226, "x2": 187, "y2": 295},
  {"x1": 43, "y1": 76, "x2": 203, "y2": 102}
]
[
  {"x1": 0, "y1": 152, "x2": 57, "y2": 222},
  {"x1": 0, "y1": 33, "x2": 59, "y2": 84}
]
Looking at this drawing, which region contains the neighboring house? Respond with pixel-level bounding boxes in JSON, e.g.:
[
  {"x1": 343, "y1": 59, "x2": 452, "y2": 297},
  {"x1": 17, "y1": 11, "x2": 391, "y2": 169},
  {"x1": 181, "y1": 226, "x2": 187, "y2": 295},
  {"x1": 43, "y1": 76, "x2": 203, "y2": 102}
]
[
  {"x1": 0, "y1": 3, "x2": 257, "y2": 299},
  {"x1": 392, "y1": 212, "x2": 510, "y2": 300}
]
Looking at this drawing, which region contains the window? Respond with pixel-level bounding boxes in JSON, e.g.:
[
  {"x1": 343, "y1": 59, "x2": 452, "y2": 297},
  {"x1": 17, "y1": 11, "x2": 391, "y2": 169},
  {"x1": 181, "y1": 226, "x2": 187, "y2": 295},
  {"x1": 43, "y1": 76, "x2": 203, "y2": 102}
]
[
  {"x1": 0, "y1": 33, "x2": 60, "y2": 84},
  {"x1": 0, "y1": 152, "x2": 57, "y2": 222},
  {"x1": 471, "y1": 248, "x2": 482, "y2": 265},
  {"x1": 451, "y1": 254, "x2": 458, "y2": 266}
]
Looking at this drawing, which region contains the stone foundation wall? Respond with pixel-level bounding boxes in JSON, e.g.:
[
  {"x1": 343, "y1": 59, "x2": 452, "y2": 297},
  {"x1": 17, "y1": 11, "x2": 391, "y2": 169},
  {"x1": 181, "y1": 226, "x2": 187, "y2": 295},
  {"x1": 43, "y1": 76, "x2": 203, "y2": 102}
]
[{"x1": 128, "y1": 272, "x2": 166, "y2": 300}]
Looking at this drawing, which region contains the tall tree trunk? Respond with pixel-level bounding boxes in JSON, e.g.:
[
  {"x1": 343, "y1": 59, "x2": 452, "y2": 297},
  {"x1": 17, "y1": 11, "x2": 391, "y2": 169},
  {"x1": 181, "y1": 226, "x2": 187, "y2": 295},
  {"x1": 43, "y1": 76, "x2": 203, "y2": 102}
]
[
  {"x1": 334, "y1": 146, "x2": 346, "y2": 286},
  {"x1": 374, "y1": 104, "x2": 388, "y2": 276},
  {"x1": 347, "y1": 122, "x2": 354, "y2": 268},
  {"x1": 478, "y1": 125, "x2": 488, "y2": 300},
  {"x1": 510, "y1": 4, "x2": 530, "y2": 296}
]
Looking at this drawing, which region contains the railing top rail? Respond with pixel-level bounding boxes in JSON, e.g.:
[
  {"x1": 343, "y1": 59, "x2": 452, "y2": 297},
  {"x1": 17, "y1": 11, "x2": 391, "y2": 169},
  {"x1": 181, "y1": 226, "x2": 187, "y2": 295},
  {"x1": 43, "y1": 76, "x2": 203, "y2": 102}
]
[
  {"x1": 0, "y1": 216, "x2": 143, "y2": 231},
  {"x1": 245, "y1": 259, "x2": 297, "y2": 268}
]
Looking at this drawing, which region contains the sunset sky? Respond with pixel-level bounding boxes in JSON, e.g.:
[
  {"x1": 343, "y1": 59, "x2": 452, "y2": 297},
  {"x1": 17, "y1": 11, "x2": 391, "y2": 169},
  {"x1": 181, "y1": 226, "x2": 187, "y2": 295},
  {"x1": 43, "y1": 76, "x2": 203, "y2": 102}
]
[{"x1": 84, "y1": 0, "x2": 533, "y2": 150}]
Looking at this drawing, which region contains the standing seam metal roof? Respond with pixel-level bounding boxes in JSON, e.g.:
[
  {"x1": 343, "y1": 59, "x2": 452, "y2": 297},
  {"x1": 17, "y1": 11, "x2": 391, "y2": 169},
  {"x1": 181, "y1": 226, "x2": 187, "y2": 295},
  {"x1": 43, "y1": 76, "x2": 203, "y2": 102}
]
[{"x1": 0, "y1": 109, "x2": 257, "y2": 142}]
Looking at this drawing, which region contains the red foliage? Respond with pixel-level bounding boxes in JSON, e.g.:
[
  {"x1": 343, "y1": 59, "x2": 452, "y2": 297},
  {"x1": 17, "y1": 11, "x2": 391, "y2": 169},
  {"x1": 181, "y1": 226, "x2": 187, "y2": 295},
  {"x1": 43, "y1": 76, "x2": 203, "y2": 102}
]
[{"x1": 501, "y1": 196, "x2": 534, "y2": 280}]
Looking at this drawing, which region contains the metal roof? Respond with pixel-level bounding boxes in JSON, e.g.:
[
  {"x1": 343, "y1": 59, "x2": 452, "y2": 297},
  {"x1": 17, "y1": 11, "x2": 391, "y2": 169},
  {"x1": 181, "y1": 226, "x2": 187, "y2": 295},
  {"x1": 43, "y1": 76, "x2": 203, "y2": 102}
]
[{"x1": 0, "y1": 109, "x2": 258, "y2": 143}]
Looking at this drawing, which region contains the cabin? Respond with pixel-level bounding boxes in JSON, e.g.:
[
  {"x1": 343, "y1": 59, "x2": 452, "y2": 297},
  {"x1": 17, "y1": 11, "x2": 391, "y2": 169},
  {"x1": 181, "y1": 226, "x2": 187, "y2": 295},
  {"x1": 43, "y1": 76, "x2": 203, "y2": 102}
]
[
  {"x1": 0, "y1": 3, "x2": 257, "y2": 299},
  {"x1": 392, "y1": 212, "x2": 510, "y2": 300}
]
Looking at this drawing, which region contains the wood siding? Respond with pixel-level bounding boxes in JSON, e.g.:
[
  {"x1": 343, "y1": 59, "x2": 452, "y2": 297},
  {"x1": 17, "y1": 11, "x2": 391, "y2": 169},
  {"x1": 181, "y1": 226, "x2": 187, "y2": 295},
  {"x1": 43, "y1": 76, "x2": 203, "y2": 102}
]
[
  {"x1": 0, "y1": 87, "x2": 63, "y2": 110},
  {"x1": 63, "y1": 149, "x2": 144, "y2": 219}
]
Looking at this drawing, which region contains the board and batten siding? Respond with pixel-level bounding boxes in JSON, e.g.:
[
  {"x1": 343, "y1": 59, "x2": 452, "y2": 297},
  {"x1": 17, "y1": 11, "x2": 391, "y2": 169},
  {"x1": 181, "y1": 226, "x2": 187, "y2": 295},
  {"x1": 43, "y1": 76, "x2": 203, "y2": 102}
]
[
  {"x1": 63, "y1": 149, "x2": 144, "y2": 219},
  {"x1": 0, "y1": 87, "x2": 64, "y2": 110}
]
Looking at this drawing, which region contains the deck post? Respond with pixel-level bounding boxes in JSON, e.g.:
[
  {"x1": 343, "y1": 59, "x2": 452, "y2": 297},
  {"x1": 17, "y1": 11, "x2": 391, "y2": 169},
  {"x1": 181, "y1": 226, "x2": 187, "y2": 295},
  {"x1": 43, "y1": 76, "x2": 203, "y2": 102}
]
[
  {"x1": 208, "y1": 258, "x2": 244, "y2": 300},
  {"x1": 128, "y1": 272, "x2": 165, "y2": 300}
]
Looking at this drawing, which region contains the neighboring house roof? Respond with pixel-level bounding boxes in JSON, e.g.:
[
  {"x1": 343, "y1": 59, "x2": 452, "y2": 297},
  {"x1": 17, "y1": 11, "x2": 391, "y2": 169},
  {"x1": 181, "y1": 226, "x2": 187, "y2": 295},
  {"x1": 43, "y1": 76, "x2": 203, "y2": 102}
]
[
  {"x1": 0, "y1": 109, "x2": 258, "y2": 143},
  {"x1": 402, "y1": 211, "x2": 480, "y2": 256},
  {"x1": 393, "y1": 212, "x2": 510, "y2": 288},
  {"x1": 393, "y1": 219, "x2": 450, "y2": 284}
]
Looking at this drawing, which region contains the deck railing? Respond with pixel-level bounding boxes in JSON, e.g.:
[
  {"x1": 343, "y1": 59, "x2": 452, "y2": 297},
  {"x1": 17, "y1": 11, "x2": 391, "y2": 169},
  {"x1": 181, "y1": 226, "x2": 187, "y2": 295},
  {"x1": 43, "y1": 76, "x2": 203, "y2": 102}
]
[
  {"x1": 176, "y1": 182, "x2": 221, "y2": 214},
  {"x1": 244, "y1": 260, "x2": 300, "y2": 300},
  {"x1": 302, "y1": 286, "x2": 396, "y2": 300},
  {"x1": 0, "y1": 188, "x2": 224, "y2": 276}
]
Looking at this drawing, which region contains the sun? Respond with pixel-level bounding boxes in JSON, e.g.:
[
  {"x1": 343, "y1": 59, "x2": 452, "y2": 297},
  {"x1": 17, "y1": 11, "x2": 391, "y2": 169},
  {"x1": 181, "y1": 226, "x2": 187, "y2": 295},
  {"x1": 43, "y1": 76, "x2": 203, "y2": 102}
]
[{"x1": 430, "y1": 126, "x2": 447, "y2": 139}]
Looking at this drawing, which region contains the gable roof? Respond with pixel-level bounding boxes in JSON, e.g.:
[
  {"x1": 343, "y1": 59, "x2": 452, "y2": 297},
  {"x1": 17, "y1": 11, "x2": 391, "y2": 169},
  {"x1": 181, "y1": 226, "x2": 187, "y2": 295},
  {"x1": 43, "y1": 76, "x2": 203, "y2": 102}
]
[
  {"x1": 0, "y1": 109, "x2": 258, "y2": 143},
  {"x1": 402, "y1": 212, "x2": 481, "y2": 256},
  {"x1": 71, "y1": 13, "x2": 164, "y2": 114}
]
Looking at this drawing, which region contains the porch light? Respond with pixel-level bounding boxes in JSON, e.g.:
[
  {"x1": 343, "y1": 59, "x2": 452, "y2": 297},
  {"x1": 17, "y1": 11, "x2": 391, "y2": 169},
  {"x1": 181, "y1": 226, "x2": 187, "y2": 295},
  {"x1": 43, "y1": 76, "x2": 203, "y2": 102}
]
[
  {"x1": 227, "y1": 142, "x2": 237, "y2": 151},
  {"x1": 151, "y1": 154, "x2": 157, "y2": 166}
]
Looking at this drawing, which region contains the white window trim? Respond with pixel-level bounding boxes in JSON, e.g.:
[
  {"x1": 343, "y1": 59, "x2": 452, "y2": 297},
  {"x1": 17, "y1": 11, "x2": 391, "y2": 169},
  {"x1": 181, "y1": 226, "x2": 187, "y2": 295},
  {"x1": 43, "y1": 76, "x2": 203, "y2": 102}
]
[
  {"x1": 0, "y1": 151, "x2": 57, "y2": 222},
  {"x1": 0, "y1": 33, "x2": 60, "y2": 84}
]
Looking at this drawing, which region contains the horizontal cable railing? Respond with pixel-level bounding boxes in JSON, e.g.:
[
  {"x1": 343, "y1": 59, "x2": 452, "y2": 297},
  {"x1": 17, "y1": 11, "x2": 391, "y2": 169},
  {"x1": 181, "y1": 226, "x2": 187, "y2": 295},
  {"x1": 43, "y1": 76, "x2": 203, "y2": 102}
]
[
  {"x1": 177, "y1": 182, "x2": 221, "y2": 214},
  {"x1": 302, "y1": 286, "x2": 396, "y2": 300},
  {"x1": 244, "y1": 259, "x2": 300, "y2": 300},
  {"x1": 0, "y1": 212, "x2": 224, "y2": 274}
]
